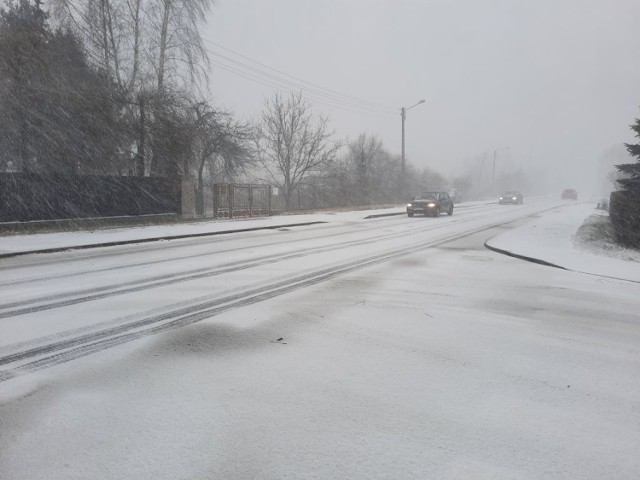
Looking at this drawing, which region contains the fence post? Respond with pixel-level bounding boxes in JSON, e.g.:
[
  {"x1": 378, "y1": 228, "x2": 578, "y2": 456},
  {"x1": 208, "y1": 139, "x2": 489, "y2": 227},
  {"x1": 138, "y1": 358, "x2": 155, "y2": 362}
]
[
  {"x1": 213, "y1": 184, "x2": 218, "y2": 218},
  {"x1": 229, "y1": 184, "x2": 234, "y2": 219},
  {"x1": 249, "y1": 185, "x2": 253, "y2": 217}
]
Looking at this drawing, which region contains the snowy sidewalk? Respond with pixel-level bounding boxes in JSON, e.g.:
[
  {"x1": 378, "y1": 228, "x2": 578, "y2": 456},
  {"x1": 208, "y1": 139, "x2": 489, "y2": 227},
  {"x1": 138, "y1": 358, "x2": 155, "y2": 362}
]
[
  {"x1": 486, "y1": 203, "x2": 640, "y2": 283},
  {"x1": 0, "y1": 207, "x2": 405, "y2": 257}
]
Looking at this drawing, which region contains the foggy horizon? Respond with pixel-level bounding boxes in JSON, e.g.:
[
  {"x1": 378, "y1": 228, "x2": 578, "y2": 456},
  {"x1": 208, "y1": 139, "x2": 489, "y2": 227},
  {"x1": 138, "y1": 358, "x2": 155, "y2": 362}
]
[{"x1": 204, "y1": 0, "x2": 640, "y2": 196}]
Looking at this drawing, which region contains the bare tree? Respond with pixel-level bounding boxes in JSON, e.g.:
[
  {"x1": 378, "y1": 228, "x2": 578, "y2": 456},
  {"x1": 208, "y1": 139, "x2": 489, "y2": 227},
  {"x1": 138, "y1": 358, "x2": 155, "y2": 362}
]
[
  {"x1": 50, "y1": 1, "x2": 120, "y2": 82},
  {"x1": 372, "y1": 150, "x2": 404, "y2": 203},
  {"x1": 125, "y1": 0, "x2": 143, "y2": 91},
  {"x1": 346, "y1": 133, "x2": 385, "y2": 204},
  {"x1": 256, "y1": 92, "x2": 344, "y2": 209},
  {"x1": 49, "y1": 0, "x2": 215, "y2": 175},
  {"x1": 145, "y1": 0, "x2": 212, "y2": 92},
  {"x1": 50, "y1": 0, "x2": 212, "y2": 90},
  {"x1": 326, "y1": 134, "x2": 411, "y2": 206},
  {"x1": 192, "y1": 102, "x2": 255, "y2": 214}
]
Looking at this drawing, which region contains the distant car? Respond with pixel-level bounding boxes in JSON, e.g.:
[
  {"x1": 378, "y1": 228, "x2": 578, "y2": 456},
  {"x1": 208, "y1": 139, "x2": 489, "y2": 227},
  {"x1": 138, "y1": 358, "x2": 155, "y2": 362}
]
[
  {"x1": 499, "y1": 190, "x2": 524, "y2": 205},
  {"x1": 561, "y1": 189, "x2": 578, "y2": 200},
  {"x1": 407, "y1": 191, "x2": 454, "y2": 217}
]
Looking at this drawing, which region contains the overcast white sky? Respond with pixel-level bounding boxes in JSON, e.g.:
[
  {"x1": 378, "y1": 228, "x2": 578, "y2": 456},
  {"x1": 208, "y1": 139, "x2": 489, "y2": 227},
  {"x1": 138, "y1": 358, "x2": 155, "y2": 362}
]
[{"x1": 203, "y1": 0, "x2": 640, "y2": 189}]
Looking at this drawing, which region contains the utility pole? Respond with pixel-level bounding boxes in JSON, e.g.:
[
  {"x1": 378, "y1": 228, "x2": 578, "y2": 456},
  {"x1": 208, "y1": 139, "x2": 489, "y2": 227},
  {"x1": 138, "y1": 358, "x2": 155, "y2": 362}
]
[
  {"x1": 400, "y1": 99, "x2": 425, "y2": 174},
  {"x1": 401, "y1": 107, "x2": 406, "y2": 173}
]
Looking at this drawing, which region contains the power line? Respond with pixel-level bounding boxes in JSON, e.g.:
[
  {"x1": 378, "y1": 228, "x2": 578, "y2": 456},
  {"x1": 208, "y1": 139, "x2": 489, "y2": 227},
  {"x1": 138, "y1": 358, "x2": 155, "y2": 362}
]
[
  {"x1": 209, "y1": 58, "x2": 395, "y2": 117},
  {"x1": 207, "y1": 50, "x2": 394, "y2": 114},
  {"x1": 204, "y1": 39, "x2": 396, "y2": 110},
  {"x1": 204, "y1": 39, "x2": 397, "y2": 116},
  {"x1": 209, "y1": 55, "x2": 395, "y2": 116},
  {"x1": 206, "y1": 40, "x2": 395, "y2": 110},
  {"x1": 207, "y1": 50, "x2": 396, "y2": 115}
]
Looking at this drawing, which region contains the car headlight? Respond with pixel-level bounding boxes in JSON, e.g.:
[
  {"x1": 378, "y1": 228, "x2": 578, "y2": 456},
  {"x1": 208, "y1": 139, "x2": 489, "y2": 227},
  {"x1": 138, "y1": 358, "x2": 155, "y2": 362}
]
[
  {"x1": 512, "y1": 197, "x2": 517, "y2": 200},
  {"x1": 427, "y1": 203, "x2": 436, "y2": 207},
  {"x1": 407, "y1": 203, "x2": 412, "y2": 207}
]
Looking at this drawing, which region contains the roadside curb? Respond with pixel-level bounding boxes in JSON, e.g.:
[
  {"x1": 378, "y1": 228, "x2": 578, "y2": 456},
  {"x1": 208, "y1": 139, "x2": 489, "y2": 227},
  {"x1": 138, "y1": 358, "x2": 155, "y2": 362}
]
[
  {"x1": 484, "y1": 239, "x2": 568, "y2": 270},
  {"x1": 0, "y1": 221, "x2": 327, "y2": 259},
  {"x1": 363, "y1": 211, "x2": 405, "y2": 219},
  {"x1": 485, "y1": 239, "x2": 640, "y2": 284}
]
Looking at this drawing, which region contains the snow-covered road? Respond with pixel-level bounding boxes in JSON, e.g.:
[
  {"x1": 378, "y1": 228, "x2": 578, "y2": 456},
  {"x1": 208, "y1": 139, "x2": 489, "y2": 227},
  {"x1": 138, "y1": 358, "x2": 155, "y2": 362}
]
[
  {"x1": 1, "y1": 199, "x2": 639, "y2": 479},
  {"x1": 0, "y1": 198, "x2": 558, "y2": 374}
]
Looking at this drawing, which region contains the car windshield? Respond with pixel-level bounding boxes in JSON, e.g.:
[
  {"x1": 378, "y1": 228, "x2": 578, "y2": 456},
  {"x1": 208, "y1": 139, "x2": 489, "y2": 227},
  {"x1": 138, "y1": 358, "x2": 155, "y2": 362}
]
[{"x1": 419, "y1": 192, "x2": 438, "y2": 199}]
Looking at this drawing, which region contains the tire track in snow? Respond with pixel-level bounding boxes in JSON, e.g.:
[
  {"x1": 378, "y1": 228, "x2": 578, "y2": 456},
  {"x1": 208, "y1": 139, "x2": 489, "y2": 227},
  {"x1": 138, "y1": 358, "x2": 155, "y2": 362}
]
[
  {"x1": 0, "y1": 202, "x2": 494, "y2": 285},
  {"x1": 0, "y1": 205, "x2": 560, "y2": 382},
  {"x1": 0, "y1": 205, "x2": 500, "y2": 319}
]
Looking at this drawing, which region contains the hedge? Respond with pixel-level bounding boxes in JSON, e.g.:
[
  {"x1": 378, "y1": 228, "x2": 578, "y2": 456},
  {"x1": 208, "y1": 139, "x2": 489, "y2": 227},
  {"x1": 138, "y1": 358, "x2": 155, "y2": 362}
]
[{"x1": 609, "y1": 190, "x2": 640, "y2": 248}]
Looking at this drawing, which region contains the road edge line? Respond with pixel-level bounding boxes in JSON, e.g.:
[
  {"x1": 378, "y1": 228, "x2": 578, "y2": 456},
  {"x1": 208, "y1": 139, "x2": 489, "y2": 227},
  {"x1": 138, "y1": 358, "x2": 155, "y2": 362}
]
[{"x1": 0, "y1": 221, "x2": 328, "y2": 259}]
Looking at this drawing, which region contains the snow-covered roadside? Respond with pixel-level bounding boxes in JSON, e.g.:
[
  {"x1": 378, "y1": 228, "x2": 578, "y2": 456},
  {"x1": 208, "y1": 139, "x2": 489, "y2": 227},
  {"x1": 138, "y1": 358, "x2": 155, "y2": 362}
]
[
  {"x1": 0, "y1": 199, "x2": 504, "y2": 256},
  {"x1": 0, "y1": 207, "x2": 407, "y2": 255},
  {"x1": 486, "y1": 203, "x2": 640, "y2": 282},
  {"x1": 573, "y1": 211, "x2": 640, "y2": 263}
]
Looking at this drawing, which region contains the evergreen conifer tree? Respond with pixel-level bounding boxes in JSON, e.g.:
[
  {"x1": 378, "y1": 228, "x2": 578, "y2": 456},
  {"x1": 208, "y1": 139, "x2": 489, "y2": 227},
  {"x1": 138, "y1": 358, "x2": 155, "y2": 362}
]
[{"x1": 618, "y1": 115, "x2": 640, "y2": 191}]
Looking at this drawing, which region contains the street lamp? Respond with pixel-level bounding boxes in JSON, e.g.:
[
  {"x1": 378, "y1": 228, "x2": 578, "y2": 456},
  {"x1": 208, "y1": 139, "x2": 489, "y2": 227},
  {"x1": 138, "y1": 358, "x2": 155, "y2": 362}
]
[
  {"x1": 492, "y1": 146, "x2": 510, "y2": 189},
  {"x1": 401, "y1": 99, "x2": 425, "y2": 173}
]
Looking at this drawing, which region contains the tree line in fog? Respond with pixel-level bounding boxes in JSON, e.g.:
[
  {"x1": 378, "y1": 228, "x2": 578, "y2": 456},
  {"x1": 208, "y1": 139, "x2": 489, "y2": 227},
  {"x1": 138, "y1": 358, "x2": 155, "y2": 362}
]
[{"x1": 1, "y1": 0, "x2": 525, "y2": 212}]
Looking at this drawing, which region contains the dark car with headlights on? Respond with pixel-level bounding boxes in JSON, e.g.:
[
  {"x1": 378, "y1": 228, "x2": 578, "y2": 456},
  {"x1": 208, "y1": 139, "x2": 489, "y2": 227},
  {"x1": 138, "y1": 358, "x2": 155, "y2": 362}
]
[
  {"x1": 407, "y1": 191, "x2": 454, "y2": 217},
  {"x1": 561, "y1": 189, "x2": 578, "y2": 200},
  {"x1": 499, "y1": 190, "x2": 524, "y2": 204}
]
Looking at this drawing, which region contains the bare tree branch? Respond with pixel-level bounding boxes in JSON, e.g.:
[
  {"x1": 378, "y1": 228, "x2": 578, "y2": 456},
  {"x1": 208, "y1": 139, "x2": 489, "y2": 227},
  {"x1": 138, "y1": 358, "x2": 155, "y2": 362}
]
[{"x1": 256, "y1": 92, "x2": 345, "y2": 209}]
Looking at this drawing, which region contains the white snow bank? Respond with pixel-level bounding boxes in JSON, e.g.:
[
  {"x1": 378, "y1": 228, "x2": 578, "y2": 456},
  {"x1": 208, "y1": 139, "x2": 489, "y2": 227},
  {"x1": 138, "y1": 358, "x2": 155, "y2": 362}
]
[
  {"x1": 0, "y1": 207, "x2": 406, "y2": 254},
  {"x1": 486, "y1": 204, "x2": 640, "y2": 282}
]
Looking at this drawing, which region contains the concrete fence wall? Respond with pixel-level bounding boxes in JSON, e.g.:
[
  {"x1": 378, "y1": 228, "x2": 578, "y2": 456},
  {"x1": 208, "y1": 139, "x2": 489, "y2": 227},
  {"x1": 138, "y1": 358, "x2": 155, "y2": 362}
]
[{"x1": 0, "y1": 173, "x2": 182, "y2": 223}]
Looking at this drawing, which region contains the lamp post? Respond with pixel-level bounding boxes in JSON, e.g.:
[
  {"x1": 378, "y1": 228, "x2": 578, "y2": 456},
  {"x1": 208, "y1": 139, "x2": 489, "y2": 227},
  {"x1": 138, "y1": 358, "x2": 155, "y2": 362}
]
[
  {"x1": 401, "y1": 99, "x2": 425, "y2": 173},
  {"x1": 492, "y1": 146, "x2": 509, "y2": 190}
]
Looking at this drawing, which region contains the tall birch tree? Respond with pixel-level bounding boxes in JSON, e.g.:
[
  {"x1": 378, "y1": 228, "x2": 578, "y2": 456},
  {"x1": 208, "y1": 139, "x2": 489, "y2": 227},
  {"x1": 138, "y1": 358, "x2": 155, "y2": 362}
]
[{"x1": 49, "y1": 0, "x2": 215, "y2": 175}]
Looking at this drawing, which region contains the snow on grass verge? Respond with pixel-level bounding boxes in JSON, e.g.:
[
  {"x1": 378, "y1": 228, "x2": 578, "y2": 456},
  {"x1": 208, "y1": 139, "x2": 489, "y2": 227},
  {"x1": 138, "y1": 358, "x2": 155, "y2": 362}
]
[
  {"x1": 572, "y1": 211, "x2": 640, "y2": 263},
  {"x1": 486, "y1": 203, "x2": 640, "y2": 282}
]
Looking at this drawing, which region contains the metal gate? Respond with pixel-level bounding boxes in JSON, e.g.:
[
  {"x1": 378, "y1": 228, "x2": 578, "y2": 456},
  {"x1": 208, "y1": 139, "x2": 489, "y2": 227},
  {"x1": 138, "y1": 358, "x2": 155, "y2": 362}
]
[{"x1": 212, "y1": 184, "x2": 272, "y2": 218}]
